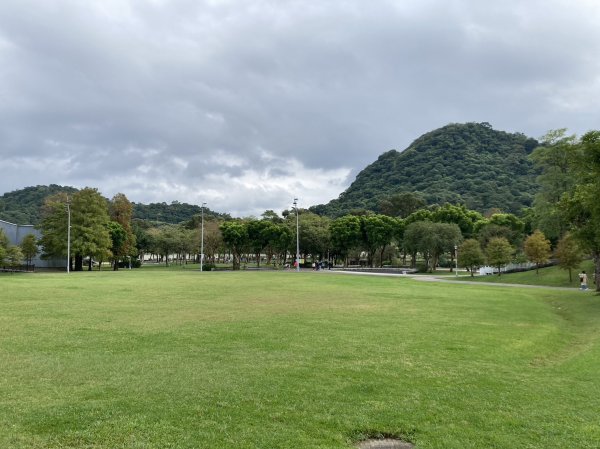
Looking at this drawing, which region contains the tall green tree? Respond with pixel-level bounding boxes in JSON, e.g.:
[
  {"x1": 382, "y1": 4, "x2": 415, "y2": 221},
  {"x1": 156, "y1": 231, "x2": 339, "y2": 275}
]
[
  {"x1": 360, "y1": 214, "x2": 396, "y2": 267},
  {"x1": 554, "y1": 233, "x2": 582, "y2": 282},
  {"x1": 38, "y1": 192, "x2": 70, "y2": 266},
  {"x1": 295, "y1": 212, "x2": 331, "y2": 262},
  {"x1": 220, "y1": 221, "x2": 248, "y2": 270},
  {"x1": 148, "y1": 225, "x2": 180, "y2": 266},
  {"x1": 258, "y1": 220, "x2": 286, "y2": 265},
  {"x1": 403, "y1": 221, "x2": 430, "y2": 269},
  {"x1": 329, "y1": 215, "x2": 362, "y2": 266},
  {"x1": 6, "y1": 245, "x2": 24, "y2": 269},
  {"x1": 523, "y1": 230, "x2": 551, "y2": 274},
  {"x1": 203, "y1": 219, "x2": 224, "y2": 264},
  {"x1": 560, "y1": 130, "x2": 600, "y2": 291},
  {"x1": 109, "y1": 193, "x2": 137, "y2": 268},
  {"x1": 133, "y1": 221, "x2": 152, "y2": 263},
  {"x1": 403, "y1": 221, "x2": 462, "y2": 272},
  {"x1": 486, "y1": 237, "x2": 514, "y2": 276},
  {"x1": 272, "y1": 223, "x2": 293, "y2": 265},
  {"x1": 107, "y1": 221, "x2": 126, "y2": 270},
  {"x1": 247, "y1": 219, "x2": 271, "y2": 267},
  {"x1": 529, "y1": 130, "x2": 577, "y2": 240},
  {"x1": 70, "y1": 188, "x2": 112, "y2": 271},
  {"x1": 458, "y1": 239, "x2": 485, "y2": 277},
  {"x1": 20, "y1": 234, "x2": 39, "y2": 269}
]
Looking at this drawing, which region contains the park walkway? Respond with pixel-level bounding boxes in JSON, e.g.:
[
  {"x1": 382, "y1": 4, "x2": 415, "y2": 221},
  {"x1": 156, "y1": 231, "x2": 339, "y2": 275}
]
[{"x1": 325, "y1": 269, "x2": 592, "y2": 292}]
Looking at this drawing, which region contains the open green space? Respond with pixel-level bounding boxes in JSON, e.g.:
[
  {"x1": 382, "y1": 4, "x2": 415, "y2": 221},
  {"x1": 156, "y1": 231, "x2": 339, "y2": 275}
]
[{"x1": 1, "y1": 270, "x2": 599, "y2": 448}]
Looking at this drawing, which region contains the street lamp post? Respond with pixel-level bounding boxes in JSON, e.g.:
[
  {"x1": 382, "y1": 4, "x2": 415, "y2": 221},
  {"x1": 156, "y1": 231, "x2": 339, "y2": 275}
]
[
  {"x1": 293, "y1": 198, "x2": 300, "y2": 272},
  {"x1": 66, "y1": 197, "x2": 71, "y2": 274},
  {"x1": 200, "y1": 202, "x2": 206, "y2": 272},
  {"x1": 455, "y1": 244, "x2": 458, "y2": 277}
]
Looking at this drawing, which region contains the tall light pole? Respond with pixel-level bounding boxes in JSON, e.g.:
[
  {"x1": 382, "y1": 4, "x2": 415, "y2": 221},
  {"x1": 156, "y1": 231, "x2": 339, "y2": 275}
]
[
  {"x1": 200, "y1": 202, "x2": 206, "y2": 272},
  {"x1": 455, "y1": 244, "x2": 458, "y2": 277},
  {"x1": 293, "y1": 198, "x2": 300, "y2": 272},
  {"x1": 66, "y1": 197, "x2": 71, "y2": 274}
]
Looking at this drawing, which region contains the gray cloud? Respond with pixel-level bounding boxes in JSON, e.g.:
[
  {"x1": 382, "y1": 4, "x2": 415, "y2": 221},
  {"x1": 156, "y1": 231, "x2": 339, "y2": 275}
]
[{"x1": 1, "y1": 0, "x2": 599, "y2": 216}]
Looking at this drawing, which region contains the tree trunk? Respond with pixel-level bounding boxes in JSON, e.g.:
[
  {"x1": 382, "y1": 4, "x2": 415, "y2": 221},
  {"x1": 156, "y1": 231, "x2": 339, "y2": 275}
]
[
  {"x1": 379, "y1": 245, "x2": 386, "y2": 268},
  {"x1": 88, "y1": 258, "x2": 93, "y2": 271},
  {"x1": 75, "y1": 255, "x2": 83, "y2": 271}
]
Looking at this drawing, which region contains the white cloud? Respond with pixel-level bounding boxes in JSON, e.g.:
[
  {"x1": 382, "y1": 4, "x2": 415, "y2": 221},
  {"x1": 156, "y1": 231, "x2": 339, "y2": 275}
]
[{"x1": 0, "y1": 0, "x2": 599, "y2": 216}]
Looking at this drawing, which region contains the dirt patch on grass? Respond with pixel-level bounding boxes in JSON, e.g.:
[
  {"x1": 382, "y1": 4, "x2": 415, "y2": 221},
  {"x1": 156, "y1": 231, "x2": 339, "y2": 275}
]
[{"x1": 356, "y1": 438, "x2": 414, "y2": 449}]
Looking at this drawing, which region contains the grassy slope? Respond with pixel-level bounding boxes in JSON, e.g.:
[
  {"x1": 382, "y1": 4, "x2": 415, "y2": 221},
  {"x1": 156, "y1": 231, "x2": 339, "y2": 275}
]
[
  {"x1": 0, "y1": 270, "x2": 599, "y2": 448},
  {"x1": 459, "y1": 260, "x2": 596, "y2": 288}
]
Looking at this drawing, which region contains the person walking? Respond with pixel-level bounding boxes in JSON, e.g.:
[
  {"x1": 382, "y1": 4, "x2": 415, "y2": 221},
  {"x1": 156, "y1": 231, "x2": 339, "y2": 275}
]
[{"x1": 579, "y1": 270, "x2": 588, "y2": 290}]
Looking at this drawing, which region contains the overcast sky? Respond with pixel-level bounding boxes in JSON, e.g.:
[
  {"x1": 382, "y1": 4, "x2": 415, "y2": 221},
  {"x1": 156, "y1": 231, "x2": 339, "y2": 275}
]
[{"x1": 1, "y1": 0, "x2": 599, "y2": 217}]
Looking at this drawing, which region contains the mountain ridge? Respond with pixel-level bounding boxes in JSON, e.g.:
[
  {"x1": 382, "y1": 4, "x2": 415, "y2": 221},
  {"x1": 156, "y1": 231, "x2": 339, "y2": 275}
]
[{"x1": 311, "y1": 122, "x2": 539, "y2": 216}]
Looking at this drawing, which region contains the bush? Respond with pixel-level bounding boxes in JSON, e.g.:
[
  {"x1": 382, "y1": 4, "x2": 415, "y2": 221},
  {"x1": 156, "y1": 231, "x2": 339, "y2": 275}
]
[
  {"x1": 416, "y1": 262, "x2": 429, "y2": 273},
  {"x1": 117, "y1": 258, "x2": 142, "y2": 268},
  {"x1": 202, "y1": 263, "x2": 216, "y2": 271}
]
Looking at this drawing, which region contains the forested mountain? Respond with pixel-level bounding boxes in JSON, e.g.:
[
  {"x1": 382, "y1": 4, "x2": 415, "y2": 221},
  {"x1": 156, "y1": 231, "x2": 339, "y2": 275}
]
[
  {"x1": 0, "y1": 185, "x2": 228, "y2": 225},
  {"x1": 311, "y1": 122, "x2": 540, "y2": 217},
  {"x1": 1, "y1": 123, "x2": 540, "y2": 224},
  {"x1": 132, "y1": 201, "x2": 230, "y2": 224},
  {"x1": 0, "y1": 185, "x2": 78, "y2": 225}
]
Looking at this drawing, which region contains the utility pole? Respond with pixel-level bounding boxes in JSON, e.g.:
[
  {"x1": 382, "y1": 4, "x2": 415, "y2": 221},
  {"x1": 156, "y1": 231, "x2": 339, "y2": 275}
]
[
  {"x1": 293, "y1": 198, "x2": 300, "y2": 272},
  {"x1": 66, "y1": 197, "x2": 71, "y2": 274},
  {"x1": 455, "y1": 244, "x2": 458, "y2": 277},
  {"x1": 200, "y1": 202, "x2": 206, "y2": 272}
]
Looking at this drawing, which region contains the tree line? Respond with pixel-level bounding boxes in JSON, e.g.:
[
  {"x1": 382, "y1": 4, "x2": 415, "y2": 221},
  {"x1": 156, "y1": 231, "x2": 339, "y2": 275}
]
[{"x1": 10, "y1": 129, "x2": 599, "y2": 291}]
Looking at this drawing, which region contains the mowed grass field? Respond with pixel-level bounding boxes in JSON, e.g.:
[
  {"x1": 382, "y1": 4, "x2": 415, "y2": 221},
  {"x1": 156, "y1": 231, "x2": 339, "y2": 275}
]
[{"x1": 1, "y1": 270, "x2": 599, "y2": 449}]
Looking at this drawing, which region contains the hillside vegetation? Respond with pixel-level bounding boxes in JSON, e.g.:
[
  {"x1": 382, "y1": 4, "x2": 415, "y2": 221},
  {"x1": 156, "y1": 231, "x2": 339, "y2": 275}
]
[
  {"x1": 312, "y1": 122, "x2": 539, "y2": 217},
  {"x1": 0, "y1": 186, "x2": 228, "y2": 225},
  {"x1": 0, "y1": 185, "x2": 77, "y2": 225}
]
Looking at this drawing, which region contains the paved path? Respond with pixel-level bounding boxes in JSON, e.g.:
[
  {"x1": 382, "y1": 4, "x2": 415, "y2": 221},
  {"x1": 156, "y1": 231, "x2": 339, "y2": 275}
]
[{"x1": 326, "y1": 269, "x2": 593, "y2": 292}]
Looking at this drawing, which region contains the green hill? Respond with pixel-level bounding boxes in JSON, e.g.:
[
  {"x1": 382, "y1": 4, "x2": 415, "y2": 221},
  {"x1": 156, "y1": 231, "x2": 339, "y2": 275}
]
[
  {"x1": 0, "y1": 186, "x2": 228, "y2": 225},
  {"x1": 312, "y1": 122, "x2": 539, "y2": 217},
  {"x1": 132, "y1": 201, "x2": 230, "y2": 224},
  {"x1": 0, "y1": 185, "x2": 78, "y2": 225}
]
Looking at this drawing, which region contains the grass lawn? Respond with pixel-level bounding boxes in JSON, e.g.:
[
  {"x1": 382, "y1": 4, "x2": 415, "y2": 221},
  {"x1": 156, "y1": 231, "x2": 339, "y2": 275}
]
[
  {"x1": 1, "y1": 270, "x2": 599, "y2": 448},
  {"x1": 458, "y1": 260, "x2": 597, "y2": 288}
]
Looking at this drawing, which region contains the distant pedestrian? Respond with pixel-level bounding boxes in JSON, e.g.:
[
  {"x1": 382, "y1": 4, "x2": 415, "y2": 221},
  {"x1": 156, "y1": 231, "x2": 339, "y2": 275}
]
[{"x1": 579, "y1": 270, "x2": 588, "y2": 290}]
